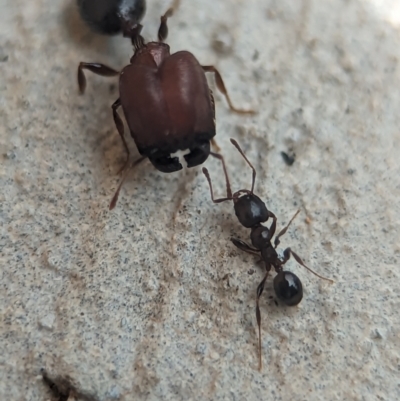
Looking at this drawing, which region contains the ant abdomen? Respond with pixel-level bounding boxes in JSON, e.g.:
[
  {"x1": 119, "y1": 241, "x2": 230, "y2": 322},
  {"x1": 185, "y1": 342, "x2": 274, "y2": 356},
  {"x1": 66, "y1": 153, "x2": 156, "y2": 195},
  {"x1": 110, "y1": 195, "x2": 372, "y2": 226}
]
[
  {"x1": 234, "y1": 194, "x2": 269, "y2": 228},
  {"x1": 273, "y1": 271, "x2": 303, "y2": 306}
]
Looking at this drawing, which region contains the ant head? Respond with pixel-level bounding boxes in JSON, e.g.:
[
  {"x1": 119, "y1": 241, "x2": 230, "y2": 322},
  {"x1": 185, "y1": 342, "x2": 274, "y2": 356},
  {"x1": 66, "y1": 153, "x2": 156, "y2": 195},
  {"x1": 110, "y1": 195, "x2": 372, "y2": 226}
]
[
  {"x1": 233, "y1": 192, "x2": 270, "y2": 228},
  {"x1": 273, "y1": 270, "x2": 303, "y2": 306},
  {"x1": 78, "y1": 0, "x2": 146, "y2": 35}
]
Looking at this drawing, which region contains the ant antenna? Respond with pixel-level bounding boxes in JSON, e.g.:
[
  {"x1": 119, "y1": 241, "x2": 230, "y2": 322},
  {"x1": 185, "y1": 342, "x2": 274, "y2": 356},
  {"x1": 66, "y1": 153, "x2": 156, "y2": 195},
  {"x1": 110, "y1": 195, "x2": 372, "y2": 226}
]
[
  {"x1": 230, "y1": 139, "x2": 256, "y2": 193},
  {"x1": 274, "y1": 210, "x2": 301, "y2": 248},
  {"x1": 289, "y1": 249, "x2": 334, "y2": 283},
  {"x1": 109, "y1": 156, "x2": 146, "y2": 210},
  {"x1": 274, "y1": 210, "x2": 334, "y2": 283}
]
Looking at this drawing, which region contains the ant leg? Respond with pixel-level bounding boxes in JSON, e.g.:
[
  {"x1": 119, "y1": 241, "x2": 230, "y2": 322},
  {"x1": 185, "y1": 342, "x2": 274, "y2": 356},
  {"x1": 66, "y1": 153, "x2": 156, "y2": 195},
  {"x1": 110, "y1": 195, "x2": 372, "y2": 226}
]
[
  {"x1": 112, "y1": 99, "x2": 131, "y2": 174},
  {"x1": 77, "y1": 62, "x2": 119, "y2": 93},
  {"x1": 202, "y1": 66, "x2": 255, "y2": 115},
  {"x1": 229, "y1": 139, "x2": 257, "y2": 193},
  {"x1": 158, "y1": 0, "x2": 181, "y2": 41},
  {"x1": 209, "y1": 151, "x2": 232, "y2": 198},
  {"x1": 274, "y1": 210, "x2": 300, "y2": 248},
  {"x1": 109, "y1": 156, "x2": 146, "y2": 210},
  {"x1": 265, "y1": 212, "x2": 277, "y2": 240},
  {"x1": 202, "y1": 167, "x2": 232, "y2": 203},
  {"x1": 282, "y1": 248, "x2": 334, "y2": 283},
  {"x1": 231, "y1": 238, "x2": 260, "y2": 256},
  {"x1": 256, "y1": 269, "x2": 270, "y2": 371}
]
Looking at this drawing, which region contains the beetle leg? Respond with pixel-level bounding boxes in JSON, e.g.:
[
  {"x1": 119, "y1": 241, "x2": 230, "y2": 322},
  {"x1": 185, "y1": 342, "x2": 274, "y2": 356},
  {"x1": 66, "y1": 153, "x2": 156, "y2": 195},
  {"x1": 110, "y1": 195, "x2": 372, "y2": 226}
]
[
  {"x1": 202, "y1": 66, "x2": 255, "y2": 115},
  {"x1": 211, "y1": 139, "x2": 221, "y2": 152},
  {"x1": 209, "y1": 89, "x2": 216, "y2": 123},
  {"x1": 111, "y1": 99, "x2": 131, "y2": 174},
  {"x1": 158, "y1": 0, "x2": 181, "y2": 41},
  {"x1": 158, "y1": 9, "x2": 173, "y2": 41},
  {"x1": 77, "y1": 62, "x2": 119, "y2": 93},
  {"x1": 109, "y1": 156, "x2": 146, "y2": 210}
]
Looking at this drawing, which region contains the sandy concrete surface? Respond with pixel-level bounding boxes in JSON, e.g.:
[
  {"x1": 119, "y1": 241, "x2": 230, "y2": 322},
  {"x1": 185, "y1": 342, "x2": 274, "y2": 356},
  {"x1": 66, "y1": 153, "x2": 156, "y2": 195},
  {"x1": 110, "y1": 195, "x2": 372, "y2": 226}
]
[{"x1": 1, "y1": 0, "x2": 400, "y2": 400}]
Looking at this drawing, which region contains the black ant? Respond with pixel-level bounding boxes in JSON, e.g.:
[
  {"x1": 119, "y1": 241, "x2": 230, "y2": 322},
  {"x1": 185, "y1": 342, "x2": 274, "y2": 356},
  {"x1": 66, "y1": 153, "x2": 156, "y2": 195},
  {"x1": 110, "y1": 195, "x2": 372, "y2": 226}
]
[
  {"x1": 77, "y1": 0, "x2": 146, "y2": 36},
  {"x1": 202, "y1": 139, "x2": 333, "y2": 370}
]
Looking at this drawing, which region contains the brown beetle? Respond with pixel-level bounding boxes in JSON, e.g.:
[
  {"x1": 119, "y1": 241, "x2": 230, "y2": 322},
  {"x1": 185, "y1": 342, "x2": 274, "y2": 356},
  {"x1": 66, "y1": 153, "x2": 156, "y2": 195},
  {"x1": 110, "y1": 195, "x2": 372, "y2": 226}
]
[{"x1": 77, "y1": 6, "x2": 253, "y2": 209}]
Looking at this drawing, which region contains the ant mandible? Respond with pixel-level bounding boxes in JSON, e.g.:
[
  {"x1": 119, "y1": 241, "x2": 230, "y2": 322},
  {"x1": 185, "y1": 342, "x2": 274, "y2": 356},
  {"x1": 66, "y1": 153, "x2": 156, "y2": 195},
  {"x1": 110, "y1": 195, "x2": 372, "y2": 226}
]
[{"x1": 202, "y1": 139, "x2": 334, "y2": 371}]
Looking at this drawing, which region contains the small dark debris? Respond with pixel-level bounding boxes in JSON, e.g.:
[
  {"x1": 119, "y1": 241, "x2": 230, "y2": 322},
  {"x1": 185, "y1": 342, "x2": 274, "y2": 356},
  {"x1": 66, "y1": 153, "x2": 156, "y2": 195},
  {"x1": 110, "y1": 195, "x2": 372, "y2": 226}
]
[
  {"x1": 41, "y1": 370, "x2": 70, "y2": 401},
  {"x1": 0, "y1": 47, "x2": 8, "y2": 62},
  {"x1": 281, "y1": 151, "x2": 295, "y2": 166},
  {"x1": 247, "y1": 269, "x2": 255, "y2": 275},
  {"x1": 5, "y1": 150, "x2": 16, "y2": 159}
]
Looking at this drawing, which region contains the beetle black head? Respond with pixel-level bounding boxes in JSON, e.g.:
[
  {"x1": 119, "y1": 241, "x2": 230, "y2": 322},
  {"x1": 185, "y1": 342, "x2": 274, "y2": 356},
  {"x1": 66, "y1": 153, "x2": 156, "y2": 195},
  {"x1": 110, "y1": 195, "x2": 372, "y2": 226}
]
[
  {"x1": 147, "y1": 150, "x2": 183, "y2": 173},
  {"x1": 146, "y1": 139, "x2": 211, "y2": 173},
  {"x1": 184, "y1": 140, "x2": 210, "y2": 168}
]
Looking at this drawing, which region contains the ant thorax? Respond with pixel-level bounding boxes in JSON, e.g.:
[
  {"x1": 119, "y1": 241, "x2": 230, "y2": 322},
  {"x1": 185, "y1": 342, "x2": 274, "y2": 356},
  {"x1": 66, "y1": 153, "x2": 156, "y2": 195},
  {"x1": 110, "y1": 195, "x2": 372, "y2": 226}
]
[
  {"x1": 275, "y1": 247, "x2": 286, "y2": 264},
  {"x1": 250, "y1": 224, "x2": 271, "y2": 249}
]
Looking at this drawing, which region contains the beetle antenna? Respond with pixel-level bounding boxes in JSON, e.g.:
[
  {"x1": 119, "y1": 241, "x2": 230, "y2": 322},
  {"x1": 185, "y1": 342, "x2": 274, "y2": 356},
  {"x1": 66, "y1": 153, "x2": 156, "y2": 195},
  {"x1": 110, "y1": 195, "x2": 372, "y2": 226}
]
[
  {"x1": 230, "y1": 139, "x2": 256, "y2": 193},
  {"x1": 109, "y1": 157, "x2": 146, "y2": 210}
]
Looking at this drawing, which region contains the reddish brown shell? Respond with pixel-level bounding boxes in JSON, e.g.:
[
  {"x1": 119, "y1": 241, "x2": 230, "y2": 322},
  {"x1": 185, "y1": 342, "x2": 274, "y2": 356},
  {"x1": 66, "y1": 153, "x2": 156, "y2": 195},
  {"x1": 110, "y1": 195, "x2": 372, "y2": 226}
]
[{"x1": 119, "y1": 43, "x2": 215, "y2": 156}]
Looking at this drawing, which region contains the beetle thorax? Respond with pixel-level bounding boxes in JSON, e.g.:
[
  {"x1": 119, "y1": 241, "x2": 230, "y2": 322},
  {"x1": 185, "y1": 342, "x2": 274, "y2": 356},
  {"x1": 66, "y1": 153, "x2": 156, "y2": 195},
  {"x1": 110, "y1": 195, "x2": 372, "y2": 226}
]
[{"x1": 130, "y1": 42, "x2": 170, "y2": 66}]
